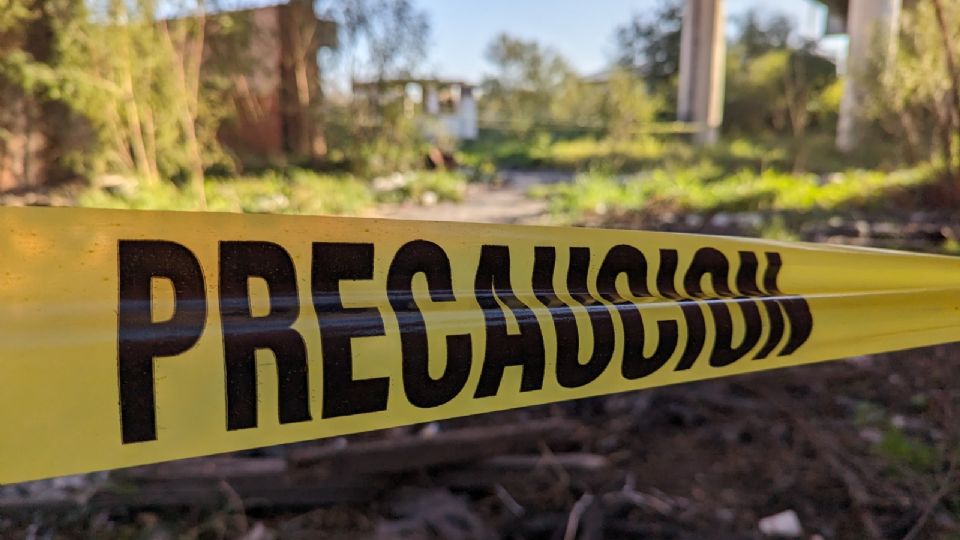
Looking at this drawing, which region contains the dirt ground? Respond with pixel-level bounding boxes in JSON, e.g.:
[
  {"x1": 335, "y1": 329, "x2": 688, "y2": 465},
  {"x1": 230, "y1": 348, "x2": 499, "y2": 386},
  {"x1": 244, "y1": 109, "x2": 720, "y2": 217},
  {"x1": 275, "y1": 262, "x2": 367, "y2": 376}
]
[
  {"x1": 5, "y1": 346, "x2": 959, "y2": 539},
  {"x1": 375, "y1": 171, "x2": 570, "y2": 225}
]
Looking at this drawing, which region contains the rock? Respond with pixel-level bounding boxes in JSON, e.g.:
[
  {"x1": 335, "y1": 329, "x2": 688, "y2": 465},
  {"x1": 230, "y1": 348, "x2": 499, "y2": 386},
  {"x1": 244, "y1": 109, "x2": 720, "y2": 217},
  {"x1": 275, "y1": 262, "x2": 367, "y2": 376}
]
[
  {"x1": 240, "y1": 522, "x2": 277, "y2": 540},
  {"x1": 372, "y1": 172, "x2": 407, "y2": 193},
  {"x1": 738, "y1": 212, "x2": 764, "y2": 229},
  {"x1": 711, "y1": 212, "x2": 732, "y2": 227},
  {"x1": 253, "y1": 193, "x2": 289, "y2": 213},
  {"x1": 420, "y1": 190, "x2": 439, "y2": 206},
  {"x1": 859, "y1": 427, "x2": 884, "y2": 444},
  {"x1": 684, "y1": 214, "x2": 704, "y2": 228},
  {"x1": 758, "y1": 510, "x2": 802, "y2": 537}
]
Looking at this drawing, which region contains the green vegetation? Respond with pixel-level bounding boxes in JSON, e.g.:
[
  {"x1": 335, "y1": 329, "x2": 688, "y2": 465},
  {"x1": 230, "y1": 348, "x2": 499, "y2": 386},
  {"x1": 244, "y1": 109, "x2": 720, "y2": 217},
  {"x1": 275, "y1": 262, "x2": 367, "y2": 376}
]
[
  {"x1": 867, "y1": 0, "x2": 960, "y2": 177},
  {"x1": 874, "y1": 426, "x2": 940, "y2": 474},
  {"x1": 461, "y1": 131, "x2": 871, "y2": 175},
  {"x1": 531, "y1": 165, "x2": 934, "y2": 223},
  {"x1": 374, "y1": 170, "x2": 467, "y2": 204},
  {"x1": 852, "y1": 399, "x2": 943, "y2": 476},
  {"x1": 0, "y1": 0, "x2": 436, "y2": 205},
  {"x1": 1, "y1": 0, "x2": 958, "y2": 231},
  {"x1": 76, "y1": 169, "x2": 466, "y2": 215}
]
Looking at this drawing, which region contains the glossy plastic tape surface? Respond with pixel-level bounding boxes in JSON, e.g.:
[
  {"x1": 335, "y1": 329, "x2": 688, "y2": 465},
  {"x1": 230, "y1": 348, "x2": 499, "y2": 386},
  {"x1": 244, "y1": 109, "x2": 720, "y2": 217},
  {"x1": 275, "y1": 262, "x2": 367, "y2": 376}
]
[{"x1": 2, "y1": 206, "x2": 960, "y2": 484}]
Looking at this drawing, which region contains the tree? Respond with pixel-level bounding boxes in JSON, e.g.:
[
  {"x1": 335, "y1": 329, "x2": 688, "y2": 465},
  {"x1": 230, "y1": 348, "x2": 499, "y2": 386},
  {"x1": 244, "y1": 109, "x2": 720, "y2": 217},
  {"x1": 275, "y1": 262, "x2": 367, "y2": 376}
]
[
  {"x1": 320, "y1": 0, "x2": 430, "y2": 81},
  {"x1": 725, "y1": 47, "x2": 836, "y2": 138},
  {"x1": 0, "y1": 0, "x2": 249, "y2": 204},
  {"x1": 735, "y1": 10, "x2": 793, "y2": 60},
  {"x1": 867, "y1": 0, "x2": 960, "y2": 177},
  {"x1": 317, "y1": 0, "x2": 433, "y2": 174},
  {"x1": 612, "y1": 1, "x2": 682, "y2": 89},
  {"x1": 601, "y1": 68, "x2": 664, "y2": 140},
  {"x1": 932, "y1": 0, "x2": 960, "y2": 178},
  {"x1": 723, "y1": 11, "x2": 836, "y2": 140},
  {"x1": 480, "y1": 33, "x2": 574, "y2": 133}
]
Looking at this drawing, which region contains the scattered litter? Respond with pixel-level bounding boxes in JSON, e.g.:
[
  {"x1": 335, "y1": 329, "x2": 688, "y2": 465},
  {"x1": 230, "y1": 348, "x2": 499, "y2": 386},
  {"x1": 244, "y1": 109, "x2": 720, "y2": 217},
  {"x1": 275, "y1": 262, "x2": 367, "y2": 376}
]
[{"x1": 759, "y1": 510, "x2": 803, "y2": 537}]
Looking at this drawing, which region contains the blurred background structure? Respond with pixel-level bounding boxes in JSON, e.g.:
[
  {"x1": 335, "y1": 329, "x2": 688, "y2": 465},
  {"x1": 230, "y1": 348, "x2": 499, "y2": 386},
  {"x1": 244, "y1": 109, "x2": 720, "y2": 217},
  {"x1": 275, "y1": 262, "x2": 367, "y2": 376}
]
[
  {"x1": 4, "y1": 0, "x2": 960, "y2": 538},
  {"x1": 0, "y1": 0, "x2": 952, "y2": 192}
]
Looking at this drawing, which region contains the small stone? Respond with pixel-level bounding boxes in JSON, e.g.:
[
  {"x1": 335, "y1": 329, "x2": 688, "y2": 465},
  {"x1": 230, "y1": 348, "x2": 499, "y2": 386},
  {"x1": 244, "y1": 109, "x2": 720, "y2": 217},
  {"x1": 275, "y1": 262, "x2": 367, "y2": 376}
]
[
  {"x1": 711, "y1": 212, "x2": 731, "y2": 227},
  {"x1": 420, "y1": 190, "x2": 439, "y2": 206},
  {"x1": 739, "y1": 212, "x2": 764, "y2": 228},
  {"x1": 759, "y1": 509, "x2": 803, "y2": 537},
  {"x1": 859, "y1": 428, "x2": 883, "y2": 444},
  {"x1": 419, "y1": 422, "x2": 440, "y2": 438},
  {"x1": 684, "y1": 214, "x2": 704, "y2": 228},
  {"x1": 372, "y1": 172, "x2": 407, "y2": 192}
]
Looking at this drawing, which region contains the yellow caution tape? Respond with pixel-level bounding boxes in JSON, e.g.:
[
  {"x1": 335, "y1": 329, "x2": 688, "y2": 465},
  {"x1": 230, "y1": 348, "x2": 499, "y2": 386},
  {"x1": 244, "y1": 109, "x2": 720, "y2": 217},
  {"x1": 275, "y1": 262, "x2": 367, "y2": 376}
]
[{"x1": 2, "y1": 206, "x2": 960, "y2": 484}]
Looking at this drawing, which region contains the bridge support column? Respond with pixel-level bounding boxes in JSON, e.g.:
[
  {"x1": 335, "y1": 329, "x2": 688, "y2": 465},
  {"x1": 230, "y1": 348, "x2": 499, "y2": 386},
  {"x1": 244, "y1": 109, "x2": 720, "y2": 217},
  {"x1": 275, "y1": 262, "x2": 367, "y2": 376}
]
[{"x1": 677, "y1": 0, "x2": 726, "y2": 146}]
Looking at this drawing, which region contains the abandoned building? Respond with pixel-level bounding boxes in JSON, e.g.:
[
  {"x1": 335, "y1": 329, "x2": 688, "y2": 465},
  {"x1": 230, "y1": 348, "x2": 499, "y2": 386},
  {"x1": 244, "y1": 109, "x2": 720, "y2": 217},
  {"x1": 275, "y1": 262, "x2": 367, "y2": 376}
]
[
  {"x1": 352, "y1": 78, "x2": 479, "y2": 142},
  {"x1": 215, "y1": 1, "x2": 337, "y2": 165}
]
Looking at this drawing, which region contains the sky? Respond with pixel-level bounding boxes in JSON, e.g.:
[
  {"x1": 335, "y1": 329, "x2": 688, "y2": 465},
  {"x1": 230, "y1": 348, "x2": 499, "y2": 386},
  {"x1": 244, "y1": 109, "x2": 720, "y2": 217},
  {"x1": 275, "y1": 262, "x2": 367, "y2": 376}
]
[{"x1": 418, "y1": 0, "x2": 834, "y2": 81}]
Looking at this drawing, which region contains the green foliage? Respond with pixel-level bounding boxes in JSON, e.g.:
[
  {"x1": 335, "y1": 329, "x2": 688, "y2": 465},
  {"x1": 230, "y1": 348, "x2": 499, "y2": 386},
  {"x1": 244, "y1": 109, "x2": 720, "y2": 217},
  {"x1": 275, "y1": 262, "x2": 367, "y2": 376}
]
[
  {"x1": 327, "y1": 102, "x2": 428, "y2": 176},
  {"x1": 480, "y1": 34, "x2": 574, "y2": 133},
  {"x1": 725, "y1": 45, "x2": 838, "y2": 138},
  {"x1": 852, "y1": 400, "x2": 940, "y2": 474},
  {"x1": 77, "y1": 170, "x2": 375, "y2": 215},
  {"x1": 458, "y1": 130, "x2": 552, "y2": 170},
  {"x1": 322, "y1": 0, "x2": 434, "y2": 176},
  {"x1": 374, "y1": 170, "x2": 466, "y2": 204},
  {"x1": 0, "y1": 0, "x2": 247, "y2": 190},
  {"x1": 461, "y1": 130, "x2": 865, "y2": 177},
  {"x1": 866, "y1": 0, "x2": 960, "y2": 170},
  {"x1": 76, "y1": 168, "x2": 468, "y2": 214},
  {"x1": 734, "y1": 10, "x2": 793, "y2": 59},
  {"x1": 333, "y1": 0, "x2": 431, "y2": 80},
  {"x1": 874, "y1": 427, "x2": 939, "y2": 473},
  {"x1": 77, "y1": 179, "x2": 199, "y2": 211},
  {"x1": 532, "y1": 165, "x2": 934, "y2": 221},
  {"x1": 0, "y1": 0, "x2": 36, "y2": 37},
  {"x1": 613, "y1": 0, "x2": 682, "y2": 93},
  {"x1": 602, "y1": 69, "x2": 665, "y2": 140},
  {"x1": 542, "y1": 136, "x2": 667, "y2": 170},
  {"x1": 758, "y1": 214, "x2": 799, "y2": 242},
  {"x1": 480, "y1": 32, "x2": 664, "y2": 138}
]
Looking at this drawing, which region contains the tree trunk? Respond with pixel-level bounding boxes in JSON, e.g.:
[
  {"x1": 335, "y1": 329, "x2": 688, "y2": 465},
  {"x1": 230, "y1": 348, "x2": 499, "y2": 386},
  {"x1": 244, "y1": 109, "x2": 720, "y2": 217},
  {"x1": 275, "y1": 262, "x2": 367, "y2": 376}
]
[
  {"x1": 931, "y1": 0, "x2": 960, "y2": 178},
  {"x1": 161, "y1": 12, "x2": 207, "y2": 210},
  {"x1": 116, "y1": 14, "x2": 156, "y2": 184}
]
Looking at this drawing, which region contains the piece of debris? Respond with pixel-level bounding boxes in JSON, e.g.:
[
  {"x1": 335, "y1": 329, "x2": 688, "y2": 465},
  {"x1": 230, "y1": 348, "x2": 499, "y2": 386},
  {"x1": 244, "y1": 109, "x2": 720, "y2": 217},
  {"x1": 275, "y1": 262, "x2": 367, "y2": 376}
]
[
  {"x1": 372, "y1": 172, "x2": 408, "y2": 192},
  {"x1": 759, "y1": 510, "x2": 803, "y2": 538},
  {"x1": 376, "y1": 488, "x2": 496, "y2": 540}
]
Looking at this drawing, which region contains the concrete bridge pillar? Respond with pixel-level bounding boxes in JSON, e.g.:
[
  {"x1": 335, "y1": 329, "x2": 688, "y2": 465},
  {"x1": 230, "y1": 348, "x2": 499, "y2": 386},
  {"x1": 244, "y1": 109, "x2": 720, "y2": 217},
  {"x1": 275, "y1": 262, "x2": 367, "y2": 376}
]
[{"x1": 677, "y1": 0, "x2": 726, "y2": 145}]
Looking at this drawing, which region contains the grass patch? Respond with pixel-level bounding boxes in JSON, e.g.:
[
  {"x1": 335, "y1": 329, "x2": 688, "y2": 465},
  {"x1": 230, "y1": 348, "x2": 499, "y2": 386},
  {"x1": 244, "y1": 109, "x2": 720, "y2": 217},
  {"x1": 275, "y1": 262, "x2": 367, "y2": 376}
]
[
  {"x1": 78, "y1": 170, "x2": 375, "y2": 215},
  {"x1": 460, "y1": 129, "x2": 901, "y2": 179},
  {"x1": 77, "y1": 169, "x2": 469, "y2": 215},
  {"x1": 531, "y1": 165, "x2": 935, "y2": 222},
  {"x1": 874, "y1": 426, "x2": 939, "y2": 473},
  {"x1": 374, "y1": 170, "x2": 467, "y2": 204}
]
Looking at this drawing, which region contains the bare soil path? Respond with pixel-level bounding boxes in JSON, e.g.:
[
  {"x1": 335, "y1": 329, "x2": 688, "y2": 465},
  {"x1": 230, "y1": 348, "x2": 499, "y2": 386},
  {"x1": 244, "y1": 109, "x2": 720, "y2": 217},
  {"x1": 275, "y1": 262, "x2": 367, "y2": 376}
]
[{"x1": 375, "y1": 170, "x2": 572, "y2": 224}]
